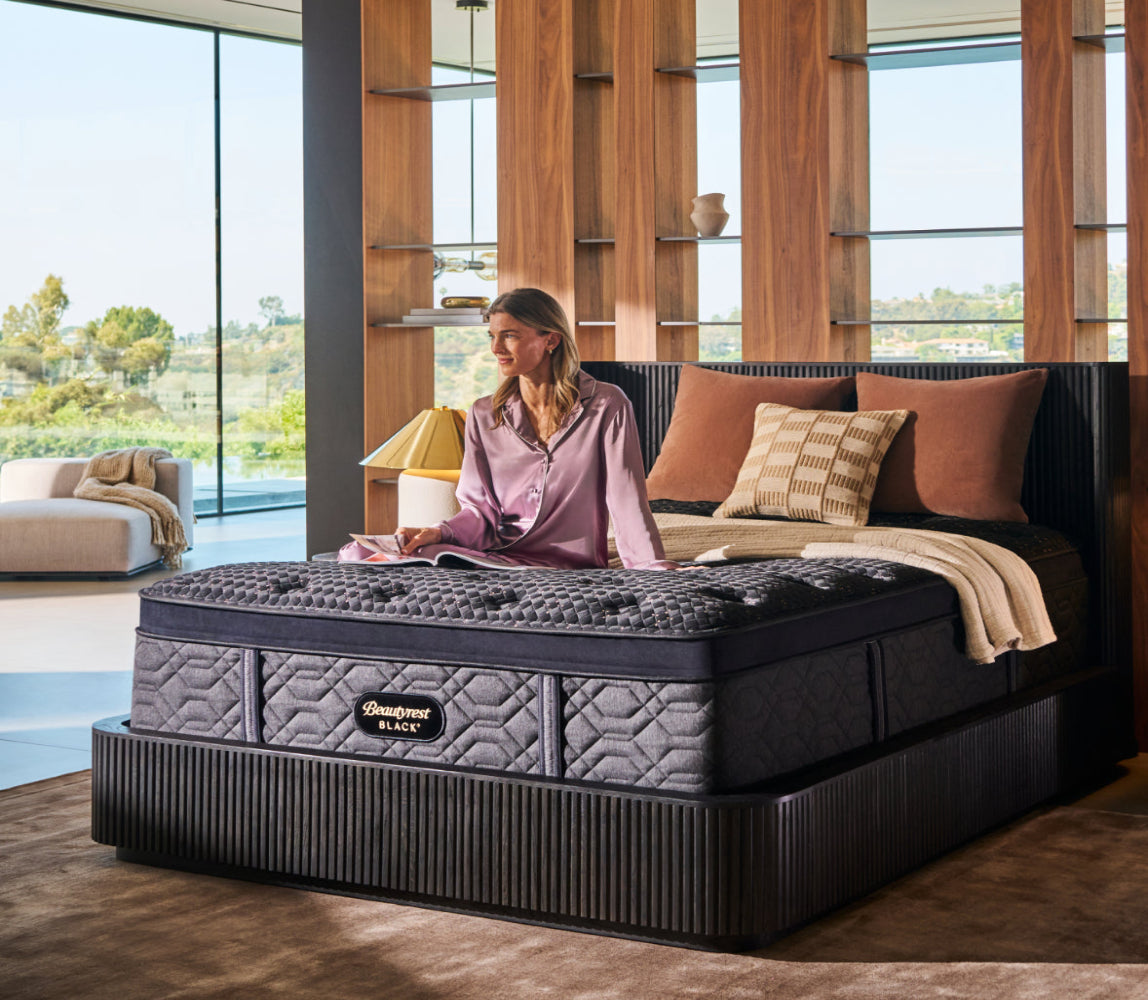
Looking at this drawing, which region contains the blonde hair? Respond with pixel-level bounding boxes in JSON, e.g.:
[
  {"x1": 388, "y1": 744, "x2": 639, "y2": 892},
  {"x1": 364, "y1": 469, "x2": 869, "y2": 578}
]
[{"x1": 487, "y1": 288, "x2": 581, "y2": 429}]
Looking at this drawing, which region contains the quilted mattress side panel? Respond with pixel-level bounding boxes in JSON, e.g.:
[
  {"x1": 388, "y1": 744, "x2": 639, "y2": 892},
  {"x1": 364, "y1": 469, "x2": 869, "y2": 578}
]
[
  {"x1": 714, "y1": 645, "x2": 875, "y2": 787},
  {"x1": 131, "y1": 635, "x2": 246, "y2": 740},
  {"x1": 560, "y1": 677, "x2": 717, "y2": 792},
  {"x1": 260, "y1": 653, "x2": 543, "y2": 773},
  {"x1": 560, "y1": 643, "x2": 878, "y2": 793},
  {"x1": 881, "y1": 620, "x2": 1010, "y2": 738}
]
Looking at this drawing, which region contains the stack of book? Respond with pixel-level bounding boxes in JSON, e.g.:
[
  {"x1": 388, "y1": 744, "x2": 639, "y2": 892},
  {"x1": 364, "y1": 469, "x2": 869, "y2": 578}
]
[{"x1": 402, "y1": 307, "x2": 487, "y2": 326}]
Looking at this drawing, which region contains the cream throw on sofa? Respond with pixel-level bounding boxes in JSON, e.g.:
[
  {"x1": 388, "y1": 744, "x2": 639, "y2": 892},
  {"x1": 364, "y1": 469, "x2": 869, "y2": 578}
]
[
  {"x1": 609, "y1": 512, "x2": 1056, "y2": 665},
  {"x1": 74, "y1": 448, "x2": 189, "y2": 569}
]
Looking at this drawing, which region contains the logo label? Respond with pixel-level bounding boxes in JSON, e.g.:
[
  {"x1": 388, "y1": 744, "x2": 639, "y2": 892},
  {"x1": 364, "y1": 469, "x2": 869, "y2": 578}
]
[{"x1": 353, "y1": 692, "x2": 446, "y2": 742}]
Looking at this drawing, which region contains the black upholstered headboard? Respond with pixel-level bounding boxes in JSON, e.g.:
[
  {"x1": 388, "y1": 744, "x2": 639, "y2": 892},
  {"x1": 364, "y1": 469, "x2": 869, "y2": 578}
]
[{"x1": 583, "y1": 361, "x2": 1131, "y2": 671}]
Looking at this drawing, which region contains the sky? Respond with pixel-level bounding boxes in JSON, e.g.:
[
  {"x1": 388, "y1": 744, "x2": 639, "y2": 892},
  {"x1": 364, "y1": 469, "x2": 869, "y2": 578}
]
[
  {"x1": 0, "y1": 2, "x2": 1128, "y2": 333},
  {"x1": 0, "y1": 0, "x2": 303, "y2": 337}
]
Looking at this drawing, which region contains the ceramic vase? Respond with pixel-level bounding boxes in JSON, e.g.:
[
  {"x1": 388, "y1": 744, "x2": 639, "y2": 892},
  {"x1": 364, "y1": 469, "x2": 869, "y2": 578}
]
[{"x1": 690, "y1": 192, "x2": 729, "y2": 238}]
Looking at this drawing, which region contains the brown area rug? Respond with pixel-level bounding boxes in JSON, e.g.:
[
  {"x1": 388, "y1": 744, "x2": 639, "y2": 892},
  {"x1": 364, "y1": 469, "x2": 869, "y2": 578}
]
[{"x1": 4, "y1": 773, "x2": 1148, "y2": 1000}]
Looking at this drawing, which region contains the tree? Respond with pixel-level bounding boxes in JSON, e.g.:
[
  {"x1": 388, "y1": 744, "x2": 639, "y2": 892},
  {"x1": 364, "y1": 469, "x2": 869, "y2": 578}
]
[
  {"x1": 259, "y1": 295, "x2": 285, "y2": 327},
  {"x1": 0, "y1": 275, "x2": 70, "y2": 382},
  {"x1": 84, "y1": 305, "x2": 175, "y2": 386}
]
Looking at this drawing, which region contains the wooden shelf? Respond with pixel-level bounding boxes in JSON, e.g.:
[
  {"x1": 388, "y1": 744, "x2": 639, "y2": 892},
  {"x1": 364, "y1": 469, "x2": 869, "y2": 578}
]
[
  {"x1": 656, "y1": 62, "x2": 740, "y2": 83},
  {"x1": 369, "y1": 241, "x2": 497, "y2": 250},
  {"x1": 369, "y1": 80, "x2": 495, "y2": 101},
  {"x1": 833, "y1": 40, "x2": 1021, "y2": 71},
  {"x1": 831, "y1": 318, "x2": 1025, "y2": 326},
  {"x1": 1075, "y1": 31, "x2": 1125, "y2": 52},
  {"x1": 576, "y1": 235, "x2": 742, "y2": 245},
  {"x1": 831, "y1": 226, "x2": 1023, "y2": 240},
  {"x1": 657, "y1": 235, "x2": 741, "y2": 244}
]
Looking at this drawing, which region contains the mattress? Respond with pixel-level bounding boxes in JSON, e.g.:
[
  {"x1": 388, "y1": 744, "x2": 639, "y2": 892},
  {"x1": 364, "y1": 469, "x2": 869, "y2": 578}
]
[{"x1": 130, "y1": 520, "x2": 1087, "y2": 794}]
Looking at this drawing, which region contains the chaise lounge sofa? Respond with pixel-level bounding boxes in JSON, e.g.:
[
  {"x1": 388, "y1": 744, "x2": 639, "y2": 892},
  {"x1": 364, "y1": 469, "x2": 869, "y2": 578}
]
[{"x1": 0, "y1": 456, "x2": 194, "y2": 577}]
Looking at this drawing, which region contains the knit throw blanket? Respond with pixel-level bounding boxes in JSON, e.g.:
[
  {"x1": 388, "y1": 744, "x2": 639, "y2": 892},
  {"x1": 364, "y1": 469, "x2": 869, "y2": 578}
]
[
  {"x1": 610, "y1": 513, "x2": 1056, "y2": 665},
  {"x1": 73, "y1": 448, "x2": 188, "y2": 569}
]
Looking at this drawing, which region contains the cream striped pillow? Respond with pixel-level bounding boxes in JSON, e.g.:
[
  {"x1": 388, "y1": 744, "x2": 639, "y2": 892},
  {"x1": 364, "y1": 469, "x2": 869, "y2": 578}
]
[{"x1": 714, "y1": 403, "x2": 909, "y2": 526}]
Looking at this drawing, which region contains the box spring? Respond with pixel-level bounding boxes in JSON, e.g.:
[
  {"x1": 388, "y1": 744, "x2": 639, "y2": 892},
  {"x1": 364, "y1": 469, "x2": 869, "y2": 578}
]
[{"x1": 94, "y1": 667, "x2": 1122, "y2": 950}]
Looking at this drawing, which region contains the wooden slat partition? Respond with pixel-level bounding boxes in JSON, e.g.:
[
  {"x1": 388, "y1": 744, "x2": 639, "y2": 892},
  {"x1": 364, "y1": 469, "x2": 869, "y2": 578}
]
[
  {"x1": 361, "y1": 0, "x2": 433, "y2": 533},
  {"x1": 496, "y1": 0, "x2": 576, "y2": 320},
  {"x1": 1127, "y1": 0, "x2": 1148, "y2": 747},
  {"x1": 573, "y1": 0, "x2": 615, "y2": 361},
  {"x1": 1073, "y1": 0, "x2": 1109, "y2": 357},
  {"x1": 828, "y1": 0, "x2": 870, "y2": 361},
  {"x1": 613, "y1": 0, "x2": 658, "y2": 360},
  {"x1": 653, "y1": 0, "x2": 698, "y2": 362},
  {"x1": 612, "y1": 0, "x2": 697, "y2": 362},
  {"x1": 1021, "y1": 0, "x2": 1107, "y2": 362},
  {"x1": 741, "y1": 0, "x2": 831, "y2": 361}
]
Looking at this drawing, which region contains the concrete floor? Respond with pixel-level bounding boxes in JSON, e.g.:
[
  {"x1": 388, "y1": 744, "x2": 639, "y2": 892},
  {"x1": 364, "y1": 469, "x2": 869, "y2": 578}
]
[{"x1": 0, "y1": 507, "x2": 306, "y2": 789}]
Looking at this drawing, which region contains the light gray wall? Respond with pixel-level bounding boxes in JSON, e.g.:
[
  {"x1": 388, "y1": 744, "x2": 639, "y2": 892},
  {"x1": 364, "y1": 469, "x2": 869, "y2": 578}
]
[{"x1": 302, "y1": 0, "x2": 363, "y2": 557}]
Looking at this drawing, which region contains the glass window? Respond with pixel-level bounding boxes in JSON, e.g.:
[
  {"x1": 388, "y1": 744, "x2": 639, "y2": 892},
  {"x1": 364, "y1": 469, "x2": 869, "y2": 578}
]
[
  {"x1": 0, "y1": 2, "x2": 215, "y2": 472},
  {"x1": 1107, "y1": 47, "x2": 1128, "y2": 359},
  {"x1": 698, "y1": 242, "x2": 742, "y2": 361},
  {"x1": 867, "y1": 48, "x2": 1024, "y2": 360},
  {"x1": 431, "y1": 5, "x2": 498, "y2": 411},
  {"x1": 870, "y1": 236, "x2": 1024, "y2": 360},
  {"x1": 218, "y1": 35, "x2": 305, "y2": 512},
  {"x1": 696, "y1": 76, "x2": 741, "y2": 359},
  {"x1": 0, "y1": 1, "x2": 303, "y2": 515}
]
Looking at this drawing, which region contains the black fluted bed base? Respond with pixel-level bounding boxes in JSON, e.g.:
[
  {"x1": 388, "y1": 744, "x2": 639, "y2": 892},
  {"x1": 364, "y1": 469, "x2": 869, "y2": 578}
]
[{"x1": 91, "y1": 669, "x2": 1122, "y2": 951}]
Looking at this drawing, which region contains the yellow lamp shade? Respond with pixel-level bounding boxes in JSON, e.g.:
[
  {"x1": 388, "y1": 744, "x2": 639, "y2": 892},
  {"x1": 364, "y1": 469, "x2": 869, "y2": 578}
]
[{"x1": 361, "y1": 406, "x2": 467, "y2": 470}]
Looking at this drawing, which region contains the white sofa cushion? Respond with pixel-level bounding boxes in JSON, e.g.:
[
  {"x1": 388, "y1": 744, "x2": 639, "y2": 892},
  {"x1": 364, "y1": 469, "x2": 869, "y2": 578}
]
[{"x1": 0, "y1": 498, "x2": 160, "y2": 574}]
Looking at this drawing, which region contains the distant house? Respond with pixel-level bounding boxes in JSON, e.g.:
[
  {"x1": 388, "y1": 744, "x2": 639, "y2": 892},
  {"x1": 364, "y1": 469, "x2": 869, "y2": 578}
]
[{"x1": 918, "y1": 337, "x2": 1011, "y2": 360}]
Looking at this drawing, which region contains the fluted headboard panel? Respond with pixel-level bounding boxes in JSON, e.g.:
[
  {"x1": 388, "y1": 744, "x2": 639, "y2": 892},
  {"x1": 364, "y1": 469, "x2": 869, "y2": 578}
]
[{"x1": 583, "y1": 361, "x2": 1131, "y2": 671}]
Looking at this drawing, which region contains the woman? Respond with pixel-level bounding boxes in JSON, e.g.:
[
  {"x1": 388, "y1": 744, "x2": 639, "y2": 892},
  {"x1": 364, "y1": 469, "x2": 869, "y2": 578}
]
[{"x1": 397, "y1": 287, "x2": 675, "y2": 570}]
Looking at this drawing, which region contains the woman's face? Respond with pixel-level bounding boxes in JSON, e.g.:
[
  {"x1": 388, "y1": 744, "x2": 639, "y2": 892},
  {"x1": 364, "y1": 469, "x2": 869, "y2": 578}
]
[{"x1": 489, "y1": 311, "x2": 559, "y2": 382}]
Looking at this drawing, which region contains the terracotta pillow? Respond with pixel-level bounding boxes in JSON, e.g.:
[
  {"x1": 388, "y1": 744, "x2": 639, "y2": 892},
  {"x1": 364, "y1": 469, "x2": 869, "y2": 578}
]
[
  {"x1": 855, "y1": 368, "x2": 1049, "y2": 522},
  {"x1": 715, "y1": 403, "x2": 908, "y2": 526},
  {"x1": 646, "y1": 366, "x2": 856, "y2": 502}
]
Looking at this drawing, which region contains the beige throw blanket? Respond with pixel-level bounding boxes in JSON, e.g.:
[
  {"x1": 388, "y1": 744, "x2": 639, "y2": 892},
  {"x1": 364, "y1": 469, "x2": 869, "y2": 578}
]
[
  {"x1": 611, "y1": 513, "x2": 1056, "y2": 665},
  {"x1": 73, "y1": 448, "x2": 188, "y2": 569}
]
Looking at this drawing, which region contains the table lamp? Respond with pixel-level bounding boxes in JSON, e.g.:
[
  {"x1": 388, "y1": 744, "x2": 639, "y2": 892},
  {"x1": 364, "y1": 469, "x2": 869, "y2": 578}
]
[{"x1": 361, "y1": 406, "x2": 467, "y2": 472}]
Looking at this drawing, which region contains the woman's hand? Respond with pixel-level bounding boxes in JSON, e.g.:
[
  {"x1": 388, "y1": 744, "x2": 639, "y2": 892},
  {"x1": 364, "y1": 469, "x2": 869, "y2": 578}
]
[{"x1": 396, "y1": 526, "x2": 442, "y2": 556}]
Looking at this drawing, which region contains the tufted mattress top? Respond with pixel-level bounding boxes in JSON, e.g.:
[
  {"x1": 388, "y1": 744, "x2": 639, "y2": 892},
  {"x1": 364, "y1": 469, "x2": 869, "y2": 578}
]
[{"x1": 138, "y1": 518, "x2": 1083, "y2": 681}]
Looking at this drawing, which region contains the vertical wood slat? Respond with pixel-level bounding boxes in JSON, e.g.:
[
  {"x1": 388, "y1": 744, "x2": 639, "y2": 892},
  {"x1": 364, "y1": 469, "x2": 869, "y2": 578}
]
[
  {"x1": 496, "y1": 0, "x2": 576, "y2": 320},
  {"x1": 1073, "y1": 0, "x2": 1108, "y2": 358},
  {"x1": 1022, "y1": 0, "x2": 1108, "y2": 362},
  {"x1": 611, "y1": 0, "x2": 698, "y2": 363},
  {"x1": 573, "y1": 0, "x2": 616, "y2": 361},
  {"x1": 1022, "y1": 0, "x2": 1075, "y2": 361},
  {"x1": 653, "y1": 0, "x2": 698, "y2": 363},
  {"x1": 1127, "y1": 0, "x2": 1148, "y2": 748},
  {"x1": 827, "y1": 0, "x2": 870, "y2": 362},
  {"x1": 740, "y1": 0, "x2": 832, "y2": 361},
  {"x1": 613, "y1": 0, "x2": 658, "y2": 360},
  {"x1": 361, "y1": 0, "x2": 433, "y2": 533}
]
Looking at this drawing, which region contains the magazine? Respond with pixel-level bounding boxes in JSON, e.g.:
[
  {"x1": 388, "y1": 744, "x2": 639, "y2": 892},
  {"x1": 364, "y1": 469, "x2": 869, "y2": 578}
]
[{"x1": 347, "y1": 534, "x2": 526, "y2": 569}]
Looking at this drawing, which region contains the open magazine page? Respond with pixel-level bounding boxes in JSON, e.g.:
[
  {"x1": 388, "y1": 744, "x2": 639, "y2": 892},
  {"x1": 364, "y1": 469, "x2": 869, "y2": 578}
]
[{"x1": 346, "y1": 534, "x2": 526, "y2": 569}]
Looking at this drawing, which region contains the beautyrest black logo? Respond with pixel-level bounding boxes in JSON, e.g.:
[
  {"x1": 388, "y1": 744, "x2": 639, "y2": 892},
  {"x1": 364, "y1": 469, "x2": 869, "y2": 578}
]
[{"x1": 353, "y1": 692, "x2": 446, "y2": 742}]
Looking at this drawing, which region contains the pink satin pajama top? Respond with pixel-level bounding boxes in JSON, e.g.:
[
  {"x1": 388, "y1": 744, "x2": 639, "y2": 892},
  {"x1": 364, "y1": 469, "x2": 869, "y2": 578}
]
[{"x1": 436, "y1": 372, "x2": 671, "y2": 569}]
